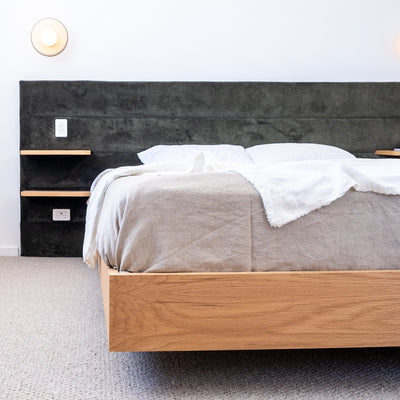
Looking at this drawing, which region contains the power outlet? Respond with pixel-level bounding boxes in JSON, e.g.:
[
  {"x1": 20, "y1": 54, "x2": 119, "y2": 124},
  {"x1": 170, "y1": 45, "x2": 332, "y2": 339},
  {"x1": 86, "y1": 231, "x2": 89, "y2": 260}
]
[
  {"x1": 52, "y1": 209, "x2": 71, "y2": 221},
  {"x1": 55, "y1": 119, "x2": 68, "y2": 137}
]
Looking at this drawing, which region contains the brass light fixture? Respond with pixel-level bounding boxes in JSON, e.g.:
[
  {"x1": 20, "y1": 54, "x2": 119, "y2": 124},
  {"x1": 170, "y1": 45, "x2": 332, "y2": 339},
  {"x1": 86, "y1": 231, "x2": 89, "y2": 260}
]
[{"x1": 31, "y1": 18, "x2": 68, "y2": 56}]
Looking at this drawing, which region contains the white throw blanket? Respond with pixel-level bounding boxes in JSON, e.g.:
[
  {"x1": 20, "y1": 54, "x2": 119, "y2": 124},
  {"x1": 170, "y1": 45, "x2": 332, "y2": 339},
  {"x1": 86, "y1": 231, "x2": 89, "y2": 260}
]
[
  {"x1": 230, "y1": 158, "x2": 400, "y2": 228},
  {"x1": 83, "y1": 157, "x2": 400, "y2": 267}
]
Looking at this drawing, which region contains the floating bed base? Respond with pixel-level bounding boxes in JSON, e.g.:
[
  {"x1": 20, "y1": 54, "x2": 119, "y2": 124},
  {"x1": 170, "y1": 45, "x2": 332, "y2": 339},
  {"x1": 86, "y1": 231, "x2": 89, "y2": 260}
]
[{"x1": 99, "y1": 259, "x2": 400, "y2": 352}]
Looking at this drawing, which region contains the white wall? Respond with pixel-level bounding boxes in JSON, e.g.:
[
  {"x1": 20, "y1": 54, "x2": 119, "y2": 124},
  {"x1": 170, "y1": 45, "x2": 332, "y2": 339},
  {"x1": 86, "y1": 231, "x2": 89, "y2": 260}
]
[{"x1": 2, "y1": 0, "x2": 400, "y2": 255}]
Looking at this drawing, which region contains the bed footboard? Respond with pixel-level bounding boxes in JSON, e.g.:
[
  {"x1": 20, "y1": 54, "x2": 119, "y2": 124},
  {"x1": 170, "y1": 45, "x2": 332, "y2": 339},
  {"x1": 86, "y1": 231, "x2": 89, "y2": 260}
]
[{"x1": 99, "y1": 259, "x2": 400, "y2": 352}]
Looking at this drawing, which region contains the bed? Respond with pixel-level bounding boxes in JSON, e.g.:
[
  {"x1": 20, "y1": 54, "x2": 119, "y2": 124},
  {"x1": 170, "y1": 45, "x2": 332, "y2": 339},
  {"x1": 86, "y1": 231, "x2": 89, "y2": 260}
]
[
  {"x1": 20, "y1": 81, "x2": 400, "y2": 352},
  {"x1": 88, "y1": 148, "x2": 400, "y2": 352}
]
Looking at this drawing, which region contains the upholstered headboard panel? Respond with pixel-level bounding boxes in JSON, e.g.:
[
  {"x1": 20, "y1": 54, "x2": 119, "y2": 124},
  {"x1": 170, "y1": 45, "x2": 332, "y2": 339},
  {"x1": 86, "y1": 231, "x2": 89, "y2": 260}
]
[
  {"x1": 21, "y1": 81, "x2": 400, "y2": 155},
  {"x1": 20, "y1": 81, "x2": 400, "y2": 256}
]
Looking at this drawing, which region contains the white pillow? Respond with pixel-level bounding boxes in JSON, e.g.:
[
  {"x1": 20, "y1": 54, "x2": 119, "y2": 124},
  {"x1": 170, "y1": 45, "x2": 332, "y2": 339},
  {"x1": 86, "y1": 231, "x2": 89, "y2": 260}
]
[
  {"x1": 246, "y1": 143, "x2": 356, "y2": 163},
  {"x1": 138, "y1": 144, "x2": 254, "y2": 165}
]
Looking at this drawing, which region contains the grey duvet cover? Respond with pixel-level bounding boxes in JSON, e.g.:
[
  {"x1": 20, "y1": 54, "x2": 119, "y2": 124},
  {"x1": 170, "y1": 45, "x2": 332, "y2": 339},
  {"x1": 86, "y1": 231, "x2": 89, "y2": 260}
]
[{"x1": 96, "y1": 171, "x2": 400, "y2": 273}]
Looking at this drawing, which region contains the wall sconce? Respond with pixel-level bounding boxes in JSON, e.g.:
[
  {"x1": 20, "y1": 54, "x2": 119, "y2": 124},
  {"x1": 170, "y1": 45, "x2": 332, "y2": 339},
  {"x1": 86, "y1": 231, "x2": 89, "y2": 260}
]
[{"x1": 31, "y1": 18, "x2": 68, "y2": 56}]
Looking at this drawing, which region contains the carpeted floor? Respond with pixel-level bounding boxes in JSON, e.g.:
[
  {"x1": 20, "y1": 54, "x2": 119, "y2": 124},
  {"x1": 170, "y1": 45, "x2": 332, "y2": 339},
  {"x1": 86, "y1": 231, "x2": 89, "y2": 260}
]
[{"x1": 1, "y1": 256, "x2": 400, "y2": 400}]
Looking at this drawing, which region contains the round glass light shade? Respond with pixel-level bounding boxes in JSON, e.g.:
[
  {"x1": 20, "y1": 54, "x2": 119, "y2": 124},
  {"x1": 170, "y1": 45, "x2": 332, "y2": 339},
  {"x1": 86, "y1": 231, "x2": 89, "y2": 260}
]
[
  {"x1": 41, "y1": 29, "x2": 58, "y2": 47},
  {"x1": 31, "y1": 18, "x2": 68, "y2": 56}
]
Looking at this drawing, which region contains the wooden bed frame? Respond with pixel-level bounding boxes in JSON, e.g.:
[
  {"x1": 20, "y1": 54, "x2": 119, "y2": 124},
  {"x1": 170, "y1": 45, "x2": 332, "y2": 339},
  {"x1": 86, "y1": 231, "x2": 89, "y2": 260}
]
[{"x1": 99, "y1": 259, "x2": 400, "y2": 352}]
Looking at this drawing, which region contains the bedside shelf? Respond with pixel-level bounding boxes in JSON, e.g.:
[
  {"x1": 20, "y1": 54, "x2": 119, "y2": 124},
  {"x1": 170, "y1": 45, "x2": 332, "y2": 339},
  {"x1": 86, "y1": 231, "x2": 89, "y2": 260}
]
[
  {"x1": 375, "y1": 150, "x2": 400, "y2": 157},
  {"x1": 20, "y1": 150, "x2": 91, "y2": 156},
  {"x1": 21, "y1": 190, "x2": 90, "y2": 197},
  {"x1": 20, "y1": 146, "x2": 93, "y2": 255}
]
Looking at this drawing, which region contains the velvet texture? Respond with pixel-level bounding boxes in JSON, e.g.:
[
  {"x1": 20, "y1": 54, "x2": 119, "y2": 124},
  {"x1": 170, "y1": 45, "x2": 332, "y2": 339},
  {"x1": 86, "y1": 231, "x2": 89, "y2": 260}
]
[{"x1": 20, "y1": 81, "x2": 400, "y2": 256}]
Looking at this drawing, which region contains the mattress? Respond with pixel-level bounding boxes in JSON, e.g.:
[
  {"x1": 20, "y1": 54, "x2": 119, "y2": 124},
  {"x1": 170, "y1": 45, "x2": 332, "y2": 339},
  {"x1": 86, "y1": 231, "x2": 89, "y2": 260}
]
[{"x1": 94, "y1": 171, "x2": 400, "y2": 273}]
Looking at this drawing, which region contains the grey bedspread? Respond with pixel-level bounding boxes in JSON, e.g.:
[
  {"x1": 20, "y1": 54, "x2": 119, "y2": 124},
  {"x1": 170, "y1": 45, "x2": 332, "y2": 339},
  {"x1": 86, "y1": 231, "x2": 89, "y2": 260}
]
[{"x1": 96, "y1": 171, "x2": 400, "y2": 273}]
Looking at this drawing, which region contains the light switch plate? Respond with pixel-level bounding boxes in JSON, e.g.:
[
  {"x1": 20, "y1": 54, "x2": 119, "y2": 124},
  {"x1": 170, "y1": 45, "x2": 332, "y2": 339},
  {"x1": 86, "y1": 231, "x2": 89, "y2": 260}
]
[
  {"x1": 55, "y1": 119, "x2": 68, "y2": 137},
  {"x1": 52, "y1": 209, "x2": 71, "y2": 221}
]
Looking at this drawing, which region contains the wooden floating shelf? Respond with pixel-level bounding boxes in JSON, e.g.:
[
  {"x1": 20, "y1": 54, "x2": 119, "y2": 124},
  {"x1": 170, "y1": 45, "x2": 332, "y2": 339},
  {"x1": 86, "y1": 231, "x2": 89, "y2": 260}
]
[
  {"x1": 21, "y1": 190, "x2": 90, "y2": 197},
  {"x1": 375, "y1": 150, "x2": 400, "y2": 157},
  {"x1": 20, "y1": 150, "x2": 91, "y2": 156}
]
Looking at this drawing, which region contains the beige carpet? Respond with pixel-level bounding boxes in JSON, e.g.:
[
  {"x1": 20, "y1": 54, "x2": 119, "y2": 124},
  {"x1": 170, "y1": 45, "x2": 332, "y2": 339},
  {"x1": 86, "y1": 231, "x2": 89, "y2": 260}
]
[{"x1": 1, "y1": 256, "x2": 400, "y2": 400}]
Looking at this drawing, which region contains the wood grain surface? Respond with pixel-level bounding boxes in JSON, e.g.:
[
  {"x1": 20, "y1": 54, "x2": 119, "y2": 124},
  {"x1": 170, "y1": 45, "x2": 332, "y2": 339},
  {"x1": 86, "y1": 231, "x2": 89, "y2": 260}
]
[
  {"x1": 100, "y1": 260, "x2": 400, "y2": 352},
  {"x1": 20, "y1": 150, "x2": 91, "y2": 155},
  {"x1": 20, "y1": 190, "x2": 90, "y2": 197},
  {"x1": 375, "y1": 150, "x2": 400, "y2": 156}
]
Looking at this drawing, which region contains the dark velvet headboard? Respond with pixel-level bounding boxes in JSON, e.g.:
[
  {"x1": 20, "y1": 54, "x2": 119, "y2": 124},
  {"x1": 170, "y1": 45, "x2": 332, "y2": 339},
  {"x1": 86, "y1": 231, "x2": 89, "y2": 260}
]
[{"x1": 19, "y1": 81, "x2": 400, "y2": 256}]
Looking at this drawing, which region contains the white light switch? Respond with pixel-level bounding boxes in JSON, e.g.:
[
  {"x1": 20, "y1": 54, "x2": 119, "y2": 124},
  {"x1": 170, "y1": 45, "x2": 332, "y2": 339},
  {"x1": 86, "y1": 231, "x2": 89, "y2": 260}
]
[
  {"x1": 55, "y1": 119, "x2": 68, "y2": 137},
  {"x1": 52, "y1": 209, "x2": 71, "y2": 221}
]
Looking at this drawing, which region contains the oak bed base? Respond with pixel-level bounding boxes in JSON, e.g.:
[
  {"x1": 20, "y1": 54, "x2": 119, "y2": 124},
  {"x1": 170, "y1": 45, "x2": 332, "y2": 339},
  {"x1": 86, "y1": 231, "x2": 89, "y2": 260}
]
[{"x1": 99, "y1": 259, "x2": 400, "y2": 352}]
